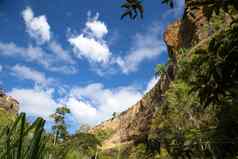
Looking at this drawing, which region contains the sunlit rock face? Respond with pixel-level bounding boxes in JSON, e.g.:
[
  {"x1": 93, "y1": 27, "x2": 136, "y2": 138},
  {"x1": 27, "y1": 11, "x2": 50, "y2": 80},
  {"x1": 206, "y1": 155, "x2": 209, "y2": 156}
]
[
  {"x1": 0, "y1": 90, "x2": 19, "y2": 115},
  {"x1": 164, "y1": 7, "x2": 208, "y2": 54},
  {"x1": 89, "y1": 81, "x2": 163, "y2": 150},
  {"x1": 89, "y1": 5, "x2": 210, "y2": 151}
]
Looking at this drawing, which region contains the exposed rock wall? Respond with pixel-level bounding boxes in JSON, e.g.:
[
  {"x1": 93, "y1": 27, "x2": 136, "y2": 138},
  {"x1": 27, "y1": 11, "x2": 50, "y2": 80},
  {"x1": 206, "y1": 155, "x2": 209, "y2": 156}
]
[
  {"x1": 164, "y1": 7, "x2": 208, "y2": 54},
  {"x1": 0, "y1": 90, "x2": 19, "y2": 114}
]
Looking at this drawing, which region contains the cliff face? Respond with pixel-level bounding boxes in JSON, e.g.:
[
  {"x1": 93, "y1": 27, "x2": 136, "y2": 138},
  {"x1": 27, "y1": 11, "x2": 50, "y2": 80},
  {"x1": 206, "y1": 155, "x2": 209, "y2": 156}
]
[
  {"x1": 0, "y1": 90, "x2": 19, "y2": 115},
  {"x1": 90, "y1": 80, "x2": 165, "y2": 150},
  {"x1": 90, "y1": 7, "x2": 210, "y2": 151},
  {"x1": 164, "y1": 7, "x2": 208, "y2": 53}
]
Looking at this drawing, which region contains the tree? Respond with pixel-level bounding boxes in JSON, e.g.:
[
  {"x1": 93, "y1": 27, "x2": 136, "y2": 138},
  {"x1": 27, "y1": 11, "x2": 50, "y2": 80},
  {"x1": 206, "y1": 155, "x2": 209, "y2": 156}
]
[
  {"x1": 78, "y1": 124, "x2": 91, "y2": 133},
  {"x1": 155, "y1": 64, "x2": 166, "y2": 77},
  {"x1": 50, "y1": 106, "x2": 71, "y2": 144},
  {"x1": 112, "y1": 112, "x2": 117, "y2": 119}
]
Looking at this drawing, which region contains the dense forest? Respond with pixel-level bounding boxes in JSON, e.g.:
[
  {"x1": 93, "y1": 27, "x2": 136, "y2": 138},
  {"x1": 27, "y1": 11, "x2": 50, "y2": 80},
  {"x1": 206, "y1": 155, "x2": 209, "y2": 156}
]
[{"x1": 0, "y1": 0, "x2": 238, "y2": 158}]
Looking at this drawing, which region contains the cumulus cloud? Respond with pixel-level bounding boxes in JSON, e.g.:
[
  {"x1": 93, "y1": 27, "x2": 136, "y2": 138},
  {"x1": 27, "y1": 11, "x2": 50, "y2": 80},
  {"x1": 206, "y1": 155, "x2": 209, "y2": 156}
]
[
  {"x1": 85, "y1": 13, "x2": 108, "y2": 39},
  {"x1": 68, "y1": 13, "x2": 111, "y2": 63},
  {"x1": 11, "y1": 64, "x2": 54, "y2": 86},
  {"x1": 69, "y1": 35, "x2": 110, "y2": 63},
  {"x1": 21, "y1": 7, "x2": 76, "y2": 68},
  {"x1": 66, "y1": 83, "x2": 142, "y2": 125},
  {"x1": 67, "y1": 98, "x2": 97, "y2": 124},
  {"x1": 22, "y1": 7, "x2": 51, "y2": 43},
  {"x1": 9, "y1": 88, "x2": 58, "y2": 119},
  {"x1": 115, "y1": 27, "x2": 167, "y2": 74}
]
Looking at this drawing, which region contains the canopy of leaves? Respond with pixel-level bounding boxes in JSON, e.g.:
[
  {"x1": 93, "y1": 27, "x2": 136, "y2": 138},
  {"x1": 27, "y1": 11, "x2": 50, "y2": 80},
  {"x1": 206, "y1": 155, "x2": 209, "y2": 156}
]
[{"x1": 190, "y1": 23, "x2": 238, "y2": 108}]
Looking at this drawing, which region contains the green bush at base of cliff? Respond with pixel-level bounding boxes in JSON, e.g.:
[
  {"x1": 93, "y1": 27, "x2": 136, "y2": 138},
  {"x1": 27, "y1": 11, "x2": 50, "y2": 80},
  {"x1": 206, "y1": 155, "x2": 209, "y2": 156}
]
[{"x1": 95, "y1": 128, "x2": 114, "y2": 142}]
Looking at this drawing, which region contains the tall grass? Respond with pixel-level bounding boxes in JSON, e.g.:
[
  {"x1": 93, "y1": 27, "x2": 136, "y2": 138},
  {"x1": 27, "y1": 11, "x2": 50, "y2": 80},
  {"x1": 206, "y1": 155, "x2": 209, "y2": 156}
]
[{"x1": 0, "y1": 113, "x2": 46, "y2": 159}]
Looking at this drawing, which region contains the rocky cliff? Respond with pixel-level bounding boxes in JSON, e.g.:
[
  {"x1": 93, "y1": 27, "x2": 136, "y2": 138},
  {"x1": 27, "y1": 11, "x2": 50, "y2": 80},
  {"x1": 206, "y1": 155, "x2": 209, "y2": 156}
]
[
  {"x1": 89, "y1": 5, "x2": 220, "y2": 151},
  {"x1": 0, "y1": 90, "x2": 19, "y2": 115}
]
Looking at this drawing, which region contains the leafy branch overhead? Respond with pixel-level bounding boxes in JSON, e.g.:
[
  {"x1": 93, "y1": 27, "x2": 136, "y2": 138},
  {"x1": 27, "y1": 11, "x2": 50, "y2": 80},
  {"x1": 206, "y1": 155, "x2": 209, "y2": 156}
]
[
  {"x1": 161, "y1": 0, "x2": 174, "y2": 8},
  {"x1": 121, "y1": 0, "x2": 144, "y2": 20}
]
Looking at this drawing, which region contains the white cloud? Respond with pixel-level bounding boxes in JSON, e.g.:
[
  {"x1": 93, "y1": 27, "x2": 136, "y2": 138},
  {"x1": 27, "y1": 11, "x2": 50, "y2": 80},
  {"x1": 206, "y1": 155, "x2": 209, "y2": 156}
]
[
  {"x1": 9, "y1": 88, "x2": 58, "y2": 119},
  {"x1": 11, "y1": 64, "x2": 54, "y2": 86},
  {"x1": 0, "y1": 42, "x2": 48, "y2": 66},
  {"x1": 85, "y1": 14, "x2": 108, "y2": 39},
  {"x1": 20, "y1": 7, "x2": 77, "y2": 72},
  {"x1": 69, "y1": 35, "x2": 110, "y2": 63},
  {"x1": 144, "y1": 76, "x2": 160, "y2": 93},
  {"x1": 67, "y1": 98, "x2": 97, "y2": 124},
  {"x1": 116, "y1": 29, "x2": 167, "y2": 74},
  {"x1": 22, "y1": 7, "x2": 51, "y2": 43},
  {"x1": 0, "y1": 42, "x2": 78, "y2": 74},
  {"x1": 0, "y1": 65, "x2": 2, "y2": 72},
  {"x1": 48, "y1": 41, "x2": 75, "y2": 64},
  {"x1": 66, "y1": 83, "x2": 142, "y2": 125},
  {"x1": 68, "y1": 13, "x2": 111, "y2": 64},
  {"x1": 48, "y1": 65, "x2": 78, "y2": 75}
]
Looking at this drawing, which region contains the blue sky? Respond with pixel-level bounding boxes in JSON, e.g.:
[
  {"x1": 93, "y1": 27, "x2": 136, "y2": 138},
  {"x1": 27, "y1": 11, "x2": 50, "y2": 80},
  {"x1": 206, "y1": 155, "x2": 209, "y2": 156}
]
[{"x1": 0, "y1": 0, "x2": 184, "y2": 132}]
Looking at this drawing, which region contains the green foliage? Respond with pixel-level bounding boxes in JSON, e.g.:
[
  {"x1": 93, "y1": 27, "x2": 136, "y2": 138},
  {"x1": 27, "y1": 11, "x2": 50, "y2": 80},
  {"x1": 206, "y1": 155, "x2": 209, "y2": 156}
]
[
  {"x1": 190, "y1": 24, "x2": 238, "y2": 108},
  {"x1": 209, "y1": 102, "x2": 238, "y2": 158},
  {"x1": 186, "y1": 0, "x2": 238, "y2": 20},
  {"x1": 67, "y1": 132, "x2": 100, "y2": 157},
  {"x1": 203, "y1": 9, "x2": 231, "y2": 34},
  {"x1": 155, "y1": 64, "x2": 166, "y2": 77},
  {"x1": 45, "y1": 130, "x2": 100, "y2": 159},
  {"x1": 48, "y1": 106, "x2": 101, "y2": 159},
  {"x1": 129, "y1": 144, "x2": 150, "y2": 159},
  {"x1": 77, "y1": 124, "x2": 91, "y2": 133},
  {"x1": 0, "y1": 113, "x2": 46, "y2": 159},
  {"x1": 112, "y1": 112, "x2": 117, "y2": 119},
  {"x1": 95, "y1": 129, "x2": 114, "y2": 142},
  {"x1": 0, "y1": 107, "x2": 100, "y2": 159},
  {"x1": 55, "y1": 133, "x2": 100, "y2": 159},
  {"x1": 178, "y1": 48, "x2": 189, "y2": 56},
  {"x1": 149, "y1": 80, "x2": 217, "y2": 158}
]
